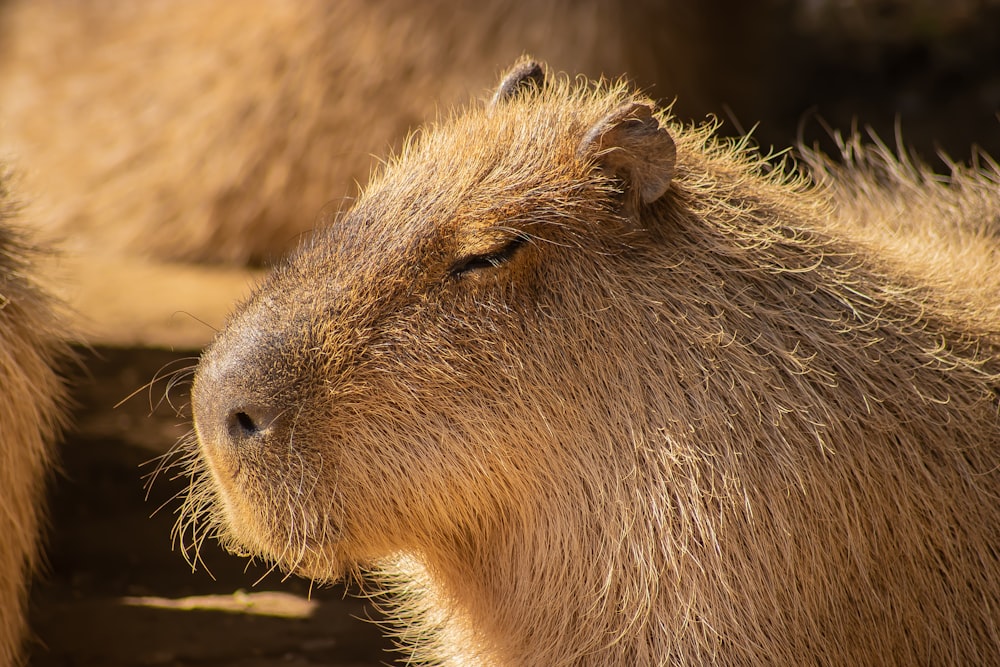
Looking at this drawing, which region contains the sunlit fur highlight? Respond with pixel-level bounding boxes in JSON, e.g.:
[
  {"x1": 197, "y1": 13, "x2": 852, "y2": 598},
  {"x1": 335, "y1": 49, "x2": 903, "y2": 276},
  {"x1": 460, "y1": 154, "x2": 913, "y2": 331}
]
[
  {"x1": 0, "y1": 170, "x2": 70, "y2": 666},
  {"x1": 182, "y1": 63, "x2": 1000, "y2": 665}
]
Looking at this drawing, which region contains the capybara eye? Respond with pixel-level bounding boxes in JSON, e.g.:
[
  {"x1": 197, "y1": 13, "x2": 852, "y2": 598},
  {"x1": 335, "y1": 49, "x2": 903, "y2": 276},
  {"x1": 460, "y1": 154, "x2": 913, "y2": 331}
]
[{"x1": 449, "y1": 233, "x2": 529, "y2": 278}]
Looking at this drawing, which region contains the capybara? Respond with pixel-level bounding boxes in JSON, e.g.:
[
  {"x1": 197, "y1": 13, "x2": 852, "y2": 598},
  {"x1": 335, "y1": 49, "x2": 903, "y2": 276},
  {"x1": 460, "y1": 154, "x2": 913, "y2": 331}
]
[
  {"x1": 0, "y1": 170, "x2": 69, "y2": 666},
  {"x1": 181, "y1": 60, "x2": 1000, "y2": 665},
  {"x1": 0, "y1": 0, "x2": 680, "y2": 265}
]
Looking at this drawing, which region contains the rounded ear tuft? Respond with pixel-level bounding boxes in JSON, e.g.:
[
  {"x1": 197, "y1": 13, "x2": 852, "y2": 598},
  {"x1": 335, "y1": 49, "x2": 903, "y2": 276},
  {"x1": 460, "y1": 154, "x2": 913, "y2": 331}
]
[
  {"x1": 577, "y1": 101, "x2": 676, "y2": 206},
  {"x1": 490, "y1": 58, "x2": 546, "y2": 107}
]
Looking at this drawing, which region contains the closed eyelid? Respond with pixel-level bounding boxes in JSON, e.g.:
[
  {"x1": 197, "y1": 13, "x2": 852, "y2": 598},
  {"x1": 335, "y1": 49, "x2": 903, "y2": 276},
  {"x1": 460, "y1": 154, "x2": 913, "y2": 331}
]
[{"x1": 449, "y1": 233, "x2": 531, "y2": 278}]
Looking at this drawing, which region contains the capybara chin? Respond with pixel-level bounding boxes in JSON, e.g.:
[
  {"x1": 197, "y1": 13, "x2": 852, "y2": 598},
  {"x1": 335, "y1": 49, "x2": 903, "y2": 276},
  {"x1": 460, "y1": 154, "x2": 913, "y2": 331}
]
[
  {"x1": 185, "y1": 59, "x2": 1000, "y2": 666},
  {"x1": 0, "y1": 170, "x2": 69, "y2": 666}
]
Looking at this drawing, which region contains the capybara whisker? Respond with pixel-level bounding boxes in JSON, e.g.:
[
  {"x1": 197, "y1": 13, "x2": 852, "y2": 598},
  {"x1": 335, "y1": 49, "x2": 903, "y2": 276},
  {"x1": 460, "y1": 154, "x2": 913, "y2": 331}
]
[
  {"x1": 169, "y1": 311, "x2": 219, "y2": 335},
  {"x1": 114, "y1": 357, "x2": 198, "y2": 414},
  {"x1": 141, "y1": 432, "x2": 199, "y2": 498}
]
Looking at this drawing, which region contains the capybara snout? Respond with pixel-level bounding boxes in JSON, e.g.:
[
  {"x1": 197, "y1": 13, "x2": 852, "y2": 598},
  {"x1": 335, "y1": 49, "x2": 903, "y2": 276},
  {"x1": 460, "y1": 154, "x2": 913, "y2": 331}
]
[{"x1": 195, "y1": 345, "x2": 288, "y2": 453}]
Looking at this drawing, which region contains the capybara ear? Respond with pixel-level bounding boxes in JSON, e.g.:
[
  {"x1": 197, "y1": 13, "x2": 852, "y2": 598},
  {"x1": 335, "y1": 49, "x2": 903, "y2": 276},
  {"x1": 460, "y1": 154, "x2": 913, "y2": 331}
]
[
  {"x1": 577, "y1": 102, "x2": 676, "y2": 206},
  {"x1": 490, "y1": 58, "x2": 546, "y2": 107}
]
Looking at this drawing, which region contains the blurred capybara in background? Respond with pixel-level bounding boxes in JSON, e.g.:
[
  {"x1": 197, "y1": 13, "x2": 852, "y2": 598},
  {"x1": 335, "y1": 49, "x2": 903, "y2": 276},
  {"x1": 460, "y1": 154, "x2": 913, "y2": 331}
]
[
  {"x1": 181, "y1": 60, "x2": 1000, "y2": 665},
  {"x1": 3, "y1": 1, "x2": 998, "y2": 267},
  {"x1": 0, "y1": 170, "x2": 69, "y2": 666},
  {"x1": 0, "y1": 0, "x2": 680, "y2": 265}
]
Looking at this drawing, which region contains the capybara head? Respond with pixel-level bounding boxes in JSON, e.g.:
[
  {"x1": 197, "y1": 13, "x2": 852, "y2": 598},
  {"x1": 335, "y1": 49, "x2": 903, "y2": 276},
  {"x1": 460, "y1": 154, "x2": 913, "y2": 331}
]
[{"x1": 184, "y1": 60, "x2": 1000, "y2": 665}]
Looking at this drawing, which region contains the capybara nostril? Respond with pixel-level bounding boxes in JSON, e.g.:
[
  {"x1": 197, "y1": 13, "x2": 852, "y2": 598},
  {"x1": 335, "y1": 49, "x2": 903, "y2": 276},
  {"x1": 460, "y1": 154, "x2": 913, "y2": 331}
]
[{"x1": 225, "y1": 407, "x2": 272, "y2": 443}]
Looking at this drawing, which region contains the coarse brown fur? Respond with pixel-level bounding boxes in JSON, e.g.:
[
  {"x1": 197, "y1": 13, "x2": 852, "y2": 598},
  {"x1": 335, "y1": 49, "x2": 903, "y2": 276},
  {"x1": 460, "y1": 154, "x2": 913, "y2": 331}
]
[
  {"x1": 0, "y1": 0, "x2": 678, "y2": 265},
  {"x1": 0, "y1": 169, "x2": 70, "y2": 667},
  {"x1": 179, "y1": 60, "x2": 1000, "y2": 665}
]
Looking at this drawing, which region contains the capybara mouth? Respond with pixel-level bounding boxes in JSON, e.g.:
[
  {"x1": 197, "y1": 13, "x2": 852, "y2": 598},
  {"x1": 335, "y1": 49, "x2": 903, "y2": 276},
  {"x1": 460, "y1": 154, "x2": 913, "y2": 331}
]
[
  {"x1": 170, "y1": 418, "x2": 348, "y2": 581},
  {"x1": 184, "y1": 468, "x2": 348, "y2": 582}
]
